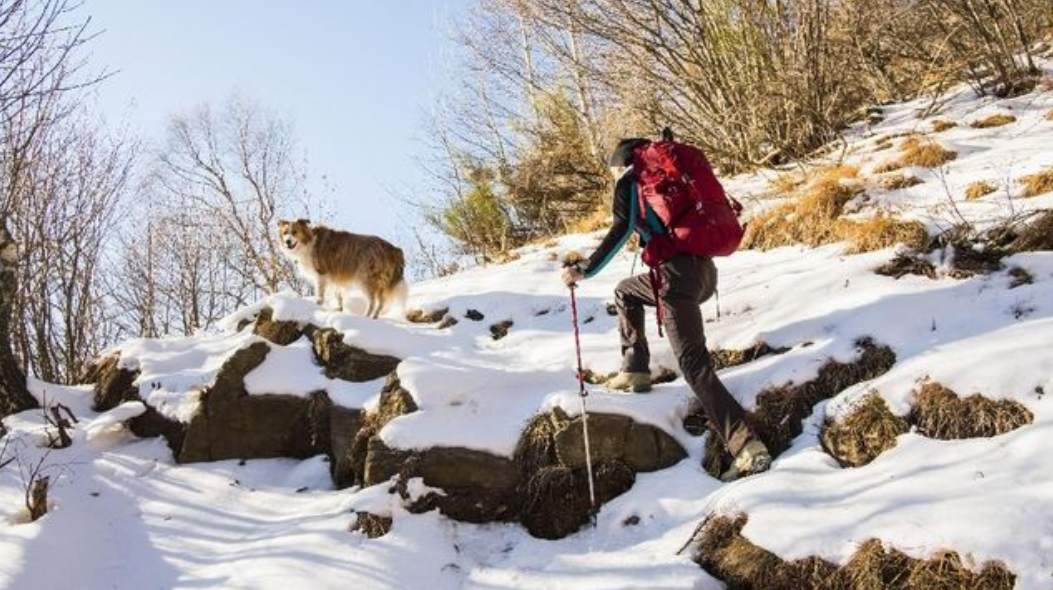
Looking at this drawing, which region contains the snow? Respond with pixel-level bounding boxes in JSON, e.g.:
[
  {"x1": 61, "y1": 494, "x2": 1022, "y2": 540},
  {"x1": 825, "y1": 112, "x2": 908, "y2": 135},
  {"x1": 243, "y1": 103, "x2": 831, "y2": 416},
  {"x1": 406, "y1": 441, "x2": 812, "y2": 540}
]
[{"x1": 3, "y1": 70, "x2": 1053, "y2": 588}]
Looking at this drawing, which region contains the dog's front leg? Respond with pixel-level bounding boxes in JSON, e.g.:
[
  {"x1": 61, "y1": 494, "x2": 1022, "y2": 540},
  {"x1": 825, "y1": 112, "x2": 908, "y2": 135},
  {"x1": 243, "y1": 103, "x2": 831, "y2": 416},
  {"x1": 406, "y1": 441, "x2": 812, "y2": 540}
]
[{"x1": 316, "y1": 277, "x2": 329, "y2": 309}]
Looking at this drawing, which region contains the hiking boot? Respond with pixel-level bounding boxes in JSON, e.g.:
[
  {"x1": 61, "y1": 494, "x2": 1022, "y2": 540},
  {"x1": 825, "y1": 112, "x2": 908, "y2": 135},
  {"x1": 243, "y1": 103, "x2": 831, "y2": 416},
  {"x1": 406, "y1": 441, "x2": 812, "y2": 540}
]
[
  {"x1": 605, "y1": 371, "x2": 652, "y2": 393},
  {"x1": 720, "y1": 440, "x2": 771, "y2": 482}
]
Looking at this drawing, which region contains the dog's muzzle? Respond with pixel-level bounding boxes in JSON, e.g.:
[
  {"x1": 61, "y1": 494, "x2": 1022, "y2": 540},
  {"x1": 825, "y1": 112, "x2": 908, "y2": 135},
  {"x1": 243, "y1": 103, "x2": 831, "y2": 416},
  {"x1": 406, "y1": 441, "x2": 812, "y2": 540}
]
[{"x1": 284, "y1": 239, "x2": 296, "y2": 249}]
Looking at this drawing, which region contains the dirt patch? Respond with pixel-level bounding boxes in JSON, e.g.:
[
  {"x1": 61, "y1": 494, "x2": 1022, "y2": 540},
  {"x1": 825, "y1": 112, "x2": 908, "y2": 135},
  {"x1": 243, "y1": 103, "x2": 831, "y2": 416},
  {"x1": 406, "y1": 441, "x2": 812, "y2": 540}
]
[
  {"x1": 910, "y1": 382, "x2": 1033, "y2": 440},
  {"x1": 970, "y1": 113, "x2": 1016, "y2": 128},
  {"x1": 405, "y1": 307, "x2": 449, "y2": 324},
  {"x1": 465, "y1": 309, "x2": 485, "y2": 321},
  {"x1": 490, "y1": 320, "x2": 514, "y2": 340},
  {"x1": 820, "y1": 392, "x2": 909, "y2": 467},
  {"x1": 349, "y1": 511, "x2": 392, "y2": 538},
  {"x1": 704, "y1": 338, "x2": 896, "y2": 476},
  {"x1": 965, "y1": 181, "x2": 997, "y2": 200},
  {"x1": 1020, "y1": 168, "x2": 1053, "y2": 198},
  {"x1": 693, "y1": 514, "x2": 1016, "y2": 590}
]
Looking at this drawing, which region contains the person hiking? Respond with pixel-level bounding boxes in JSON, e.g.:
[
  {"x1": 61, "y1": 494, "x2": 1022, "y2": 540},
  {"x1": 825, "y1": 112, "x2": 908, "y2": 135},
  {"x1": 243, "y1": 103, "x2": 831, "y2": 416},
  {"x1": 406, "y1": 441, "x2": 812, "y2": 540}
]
[{"x1": 561, "y1": 134, "x2": 771, "y2": 481}]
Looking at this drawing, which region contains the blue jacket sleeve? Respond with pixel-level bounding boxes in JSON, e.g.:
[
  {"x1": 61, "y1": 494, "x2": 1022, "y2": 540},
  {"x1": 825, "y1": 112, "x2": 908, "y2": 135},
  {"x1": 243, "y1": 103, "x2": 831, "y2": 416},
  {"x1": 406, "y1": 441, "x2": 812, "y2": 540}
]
[{"x1": 581, "y1": 174, "x2": 635, "y2": 279}]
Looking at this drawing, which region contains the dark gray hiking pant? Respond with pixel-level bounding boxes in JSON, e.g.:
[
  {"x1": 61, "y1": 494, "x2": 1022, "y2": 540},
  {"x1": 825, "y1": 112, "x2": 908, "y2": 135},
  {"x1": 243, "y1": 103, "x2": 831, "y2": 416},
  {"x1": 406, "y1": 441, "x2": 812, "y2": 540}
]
[{"x1": 615, "y1": 253, "x2": 753, "y2": 456}]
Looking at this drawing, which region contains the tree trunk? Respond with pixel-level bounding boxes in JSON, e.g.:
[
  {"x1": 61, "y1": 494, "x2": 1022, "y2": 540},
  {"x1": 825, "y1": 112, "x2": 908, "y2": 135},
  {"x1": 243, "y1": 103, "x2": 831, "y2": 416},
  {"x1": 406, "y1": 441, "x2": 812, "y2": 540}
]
[{"x1": 0, "y1": 219, "x2": 35, "y2": 417}]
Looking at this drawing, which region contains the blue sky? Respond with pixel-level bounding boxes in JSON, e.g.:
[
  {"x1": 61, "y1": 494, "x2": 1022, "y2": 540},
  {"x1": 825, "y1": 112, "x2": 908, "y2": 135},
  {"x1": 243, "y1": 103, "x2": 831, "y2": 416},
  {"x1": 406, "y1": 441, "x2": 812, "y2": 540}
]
[{"x1": 85, "y1": 0, "x2": 470, "y2": 242}]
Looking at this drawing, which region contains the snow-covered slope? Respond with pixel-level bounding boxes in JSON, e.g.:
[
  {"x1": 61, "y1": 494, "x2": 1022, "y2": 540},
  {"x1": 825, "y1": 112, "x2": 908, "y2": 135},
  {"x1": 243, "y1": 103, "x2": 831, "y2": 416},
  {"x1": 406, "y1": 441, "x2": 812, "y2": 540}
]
[{"x1": 2, "y1": 72, "x2": 1053, "y2": 589}]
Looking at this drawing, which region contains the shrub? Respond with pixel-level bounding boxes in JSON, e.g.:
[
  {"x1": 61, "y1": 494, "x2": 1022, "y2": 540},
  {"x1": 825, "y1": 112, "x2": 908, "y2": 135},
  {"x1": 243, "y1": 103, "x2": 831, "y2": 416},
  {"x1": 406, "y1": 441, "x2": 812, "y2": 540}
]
[
  {"x1": 427, "y1": 179, "x2": 515, "y2": 263},
  {"x1": 1020, "y1": 168, "x2": 1053, "y2": 197}
]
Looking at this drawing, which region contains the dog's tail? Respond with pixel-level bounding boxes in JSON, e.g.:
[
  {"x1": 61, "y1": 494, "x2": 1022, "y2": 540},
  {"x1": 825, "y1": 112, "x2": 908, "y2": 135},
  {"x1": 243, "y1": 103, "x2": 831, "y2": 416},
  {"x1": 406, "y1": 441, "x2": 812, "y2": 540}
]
[{"x1": 388, "y1": 278, "x2": 410, "y2": 316}]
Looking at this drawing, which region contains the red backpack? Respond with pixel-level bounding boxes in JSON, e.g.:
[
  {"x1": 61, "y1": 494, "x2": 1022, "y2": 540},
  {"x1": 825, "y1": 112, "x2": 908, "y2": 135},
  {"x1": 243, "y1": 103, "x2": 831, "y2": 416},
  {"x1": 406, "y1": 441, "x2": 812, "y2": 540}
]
[
  {"x1": 631, "y1": 136, "x2": 743, "y2": 336},
  {"x1": 632, "y1": 139, "x2": 744, "y2": 268}
]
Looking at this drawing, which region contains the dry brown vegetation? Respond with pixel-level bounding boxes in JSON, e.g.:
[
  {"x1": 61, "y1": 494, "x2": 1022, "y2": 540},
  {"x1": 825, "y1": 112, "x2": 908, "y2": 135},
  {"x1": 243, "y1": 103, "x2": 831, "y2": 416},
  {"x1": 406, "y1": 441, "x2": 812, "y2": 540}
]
[
  {"x1": 875, "y1": 136, "x2": 958, "y2": 173},
  {"x1": 965, "y1": 181, "x2": 998, "y2": 200},
  {"x1": 876, "y1": 253, "x2": 937, "y2": 279},
  {"x1": 1020, "y1": 168, "x2": 1053, "y2": 197},
  {"x1": 838, "y1": 216, "x2": 930, "y2": 254},
  {"x1": 910, "y1": 382, "x2": 1033, "y2": 439},
  {"x1": 880, "y1": 174, "x2": 923, "y2": 190},
  {"x1": 1010, "y1": 209, "x2": 1053, "y2": 251},
  {"x1": 694, "y1": 514, "x2": 1016, "y2": 590},
  {"x1": 970, "y1": 113, "x2": 1017, "y2": 128},
  {"x1": 704, "y1": 339, "x2": 896, "y2": 476},
  {"x1": 821, "y1": 392, "x2": 909, "y2": 467},
  {"x1": 1047, "y1": 110, "x2": 1053, "y2": 121},
  {"x1": 745, "y1": 168, "x2": 929, "y2": 255},
  {"x1": 931, "y1": 120, "x2": 957, "y2": 132}
]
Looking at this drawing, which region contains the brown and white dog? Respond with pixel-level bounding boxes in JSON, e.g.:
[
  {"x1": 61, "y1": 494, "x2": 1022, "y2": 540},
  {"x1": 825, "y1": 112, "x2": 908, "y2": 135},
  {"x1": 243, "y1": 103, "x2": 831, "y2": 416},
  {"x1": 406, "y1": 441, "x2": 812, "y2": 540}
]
[{"x1": 278, "y1": 219, "x2": 408, "y2": 318}]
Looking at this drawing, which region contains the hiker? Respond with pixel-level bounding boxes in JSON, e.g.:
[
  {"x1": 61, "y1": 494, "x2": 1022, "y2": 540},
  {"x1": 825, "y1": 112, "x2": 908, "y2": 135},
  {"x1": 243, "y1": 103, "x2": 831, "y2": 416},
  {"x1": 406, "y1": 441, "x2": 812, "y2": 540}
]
[{"x1": 560, "y1": 134, "x2": 771, "y2": 481}]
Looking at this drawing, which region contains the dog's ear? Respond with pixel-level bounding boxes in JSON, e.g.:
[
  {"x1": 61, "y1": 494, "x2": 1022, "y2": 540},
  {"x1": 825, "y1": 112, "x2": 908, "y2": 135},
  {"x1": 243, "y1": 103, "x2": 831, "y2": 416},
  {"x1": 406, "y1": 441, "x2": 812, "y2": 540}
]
[
  {"x1": 278, "y1": 219, "x2": 289, "y2": 230},
  {"x1": 295, "y1": 218, "x2": 310, "y2": 227}
]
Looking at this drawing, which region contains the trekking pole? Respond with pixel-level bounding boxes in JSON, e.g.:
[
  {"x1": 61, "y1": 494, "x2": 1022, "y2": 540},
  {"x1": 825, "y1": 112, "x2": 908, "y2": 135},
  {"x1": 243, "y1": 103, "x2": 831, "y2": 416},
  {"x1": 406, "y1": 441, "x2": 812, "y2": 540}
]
[{"x1": 568, "y1": 283, "x2": 598, "y2": 518}]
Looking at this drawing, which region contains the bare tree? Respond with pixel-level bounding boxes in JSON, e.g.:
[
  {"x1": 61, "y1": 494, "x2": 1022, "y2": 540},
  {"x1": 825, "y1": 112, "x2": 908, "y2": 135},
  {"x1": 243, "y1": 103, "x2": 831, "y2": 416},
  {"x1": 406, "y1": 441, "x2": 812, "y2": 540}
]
[{"x1": 1, "y1": 0, "x2": 105, "y2": 408}]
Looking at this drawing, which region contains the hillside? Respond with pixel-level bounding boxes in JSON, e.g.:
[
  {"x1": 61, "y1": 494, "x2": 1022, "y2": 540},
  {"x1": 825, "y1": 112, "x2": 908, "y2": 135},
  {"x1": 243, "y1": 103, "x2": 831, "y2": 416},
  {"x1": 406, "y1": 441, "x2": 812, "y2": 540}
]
[{"x1": 2, "y1": 68, "x2": 1053, "y2": 590}]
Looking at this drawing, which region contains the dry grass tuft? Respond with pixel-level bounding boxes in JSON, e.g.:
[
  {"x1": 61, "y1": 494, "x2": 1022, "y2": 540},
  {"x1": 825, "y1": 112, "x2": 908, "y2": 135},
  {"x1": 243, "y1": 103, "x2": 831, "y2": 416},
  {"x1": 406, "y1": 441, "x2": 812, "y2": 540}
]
[
  {"x1": 1020, "y1": 168, "x2": 1053, "y2": 197},
  {"x1": 821, "y1": 392, "x2": 909, "y2": 467},
  {"x1": 931, "y1": 120, "x2": 957, "y2": 132},
  {"x1": 693, "y1": 515, "x2": 1016, "y2": 590},
  {"x1": 880, "y1": 174, "x2": 923, "y2": 191},
  {"x1": 910, "y1": 382, "x2": 1033, "y2": 440},
  {"x1": 704, "y1": 338, "x2": 896, "y2": 475},
  {"x1": 1047, "y1": 110, "x2": 1053, "y2": 121},
  {"x1": 349, "y1": 511, "x2": 392, "y2": 538},
  {"x1": 742, "y1": 179, "x2": 860, "y2": 251},
  {"x1": 965, "y1": 181, "x2": 998, "y2": 200},
  {"x1": 513, "y1": 413, "x2": 560, "y2": 479},
  {"x1": 875, "y1": 252, "x2": 937, "y2": 279},
  {"x1": 1008, "y1": 266, "x2": 1034, "y2": 288},
  {"x1": 898, "y1": 137, "x2": 958, "y2": 168},
  {"x1": 970, "y1": 113, "x2": 1017, "y2": 128},
  {"x1": 769, "y1": 171, "x2": 805, "y2": 195},
  {"x1": 711, "y1": 342, "x2": 789, "y2": 371},
  {"x1": 405, "y1": 307, "x2": 449, "y2": 324},
  {"x1": 874, "y1": 137, "x2": 957, "y2": 172},
  {"x1": 837, "y1": 216, "x2": 930, "y2": 254},
  {"x1": 520, "y1": 461, "x2": 634, "y2": 539}
]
